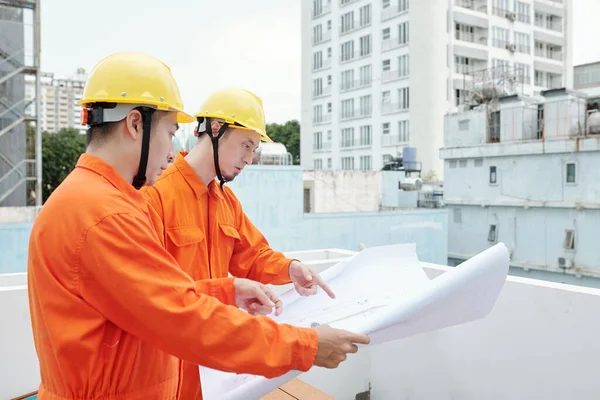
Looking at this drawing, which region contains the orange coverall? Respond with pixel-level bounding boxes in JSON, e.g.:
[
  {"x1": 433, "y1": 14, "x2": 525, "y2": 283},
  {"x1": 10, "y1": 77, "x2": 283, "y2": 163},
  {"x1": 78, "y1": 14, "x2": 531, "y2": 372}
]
[
  {"x1": 27, "y1": 153, "x2": 318, "y2": 400},
  {"x1": 143, "y1": 152, "x2": 295, "y2": 400}
]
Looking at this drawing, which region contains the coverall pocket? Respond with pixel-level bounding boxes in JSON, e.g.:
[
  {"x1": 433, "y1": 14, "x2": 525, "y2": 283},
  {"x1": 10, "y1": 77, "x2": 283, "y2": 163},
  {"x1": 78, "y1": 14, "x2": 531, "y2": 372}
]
[{"x1": 218, "y1": 224, "x2": 240, "y2": 261}]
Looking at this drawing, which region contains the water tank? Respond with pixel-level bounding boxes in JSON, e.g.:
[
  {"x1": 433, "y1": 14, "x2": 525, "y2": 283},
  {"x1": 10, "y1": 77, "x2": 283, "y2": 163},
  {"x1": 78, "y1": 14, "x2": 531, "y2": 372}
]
[
  {"x1": 403, "y1": 146, "x2": 418, "y2": 171},
  {"x1": 588, "y1": 112, "x2": 600, "y2": 134},
  {"x1": 399, "y1": 177, "x2": 423, "y2": 191}
]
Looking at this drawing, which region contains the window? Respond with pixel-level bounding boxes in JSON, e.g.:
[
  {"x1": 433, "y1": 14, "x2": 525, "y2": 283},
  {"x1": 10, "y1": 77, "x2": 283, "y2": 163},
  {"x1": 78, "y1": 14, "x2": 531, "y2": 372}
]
[
  {"x1": 359, "y1": 35, "x2": 372, "y2": 57},
  {"x1": 341, "y1": 12, "x2": 354, "y2": 33},
  {"x1": 341, "y1": 40, "x2": 354, "y2": 61},
  {"x1": 492, "y1": 26, "x2": 509, "y2": 48},
  {"x1": 327, "y1": 102, "x2": 332, "y2": 113},
  {"x1": 488, "y1": 225, "x2": 497, "y2": 243},
  {"x1": 399, "y1": 0, "x2": 409, "y2": 12},
  {"x1": 398, "y1": 120, "x2": 409, "y2": 142},
  {"x1": 382, "y1": 122, "x2": 390, "y2": 134},
  {"x1": 327, "y1": 130, "x2": 332, "y2": 140},
  {"x1": 382, "y1": 27, "x2": 391, "y2": 40},
  {"x1": 489, "y1": 166, "x2": 497, "y2": 184},
  {"x1": 459, "y1": 159, "x2": 468, "y2": 168},
  {"x1": 459, "y1": 120, "x2": 470, "y2": 131},
  {"x1": 327, "y1": 20, "x2": 332, "y2": 30},
  {"x1": 327, "y1": 47, "x2": 332, "y2": 58},
  {"x1": 313, "y1": 51, "x2": 323, "y2": 70},
  {"x1": 515, "y1": 62, "x2": 530, "y2": 84},
  {"x1": 515, "y1": 1, "x2": 530, "y2": 23},
  {"x1": 398, "y1": 87, "x2": 410, "y2": 109},
  {"x1": 360, "y1": 156, "x2": 372, "y2": 170},
  {"x1": 327, "y1": 74, "x2": 332, "y2": 85},
  {"x1": 341, "y1": 98, "x2": 354, "y2": 119},
  {"x1": 359, "y1": 64, "x2": 372, "y2": 86},
  {"x1": 313, "y1": 25, "x2": 323, "y2": 44},
  {"x1": 449, "y1": 160, "x2": 457, "y2": 168},
  {"x1": 341, "y1": 156, "x2": 355, "y2": 170},
  {"x1": 359, "y1": 4, "x2": 371, "y2": 26},
  {"x1": 382, "y1": 90, "x2": 391, "y2": 103},
  {"x1": 455, "y1": 23, "x2": 474, "y2": 42},
  {"x1": 514, "y1": 32, "x2": 530, "y2": 54},
  {"x1": 359, "y1": 125, "x2": 372, "y2": 146},
  {"x1": 313, "y1": 104, "x2": 323, "y2": 123},
  {"x1": 382, "y1": 59, "x2": 391, "y2": 71},
  {"x1": 382, "y1": 0, "x2": 390, "y2": 8},
  {"x1": 474, "y1": 158, "x2": 483, "y2": 167},
  {"x1": 341, "y1": 69, "x2": 354, "y2": 90},
  {"x1": 314, "y1": 159, "x2": 323, "y2": 170},
  {"x1": 341, "y1": 128, "x2": 354, "y2": 147},
  {"x1": 359, "y1": 95, "x2": 372, "y2": 116},
  {"x1": 563, "y1": 230, "x2": 575, "y2": 250},
  {"x1": 327, "y1": 158, "x2": 332, "y2": 169},
  {"x1": 566, "y1": 163, "x2": 576, "y2": 183},
  {"x1": 492, "y1": 59, "x2": 509, "y2": 79},
  {"x1": 398, "y1": 54, "x2": 409, "y2": 77},
  {"x1": 314, "y1": 131, "x2": 323, "y2": 150},
  {"x1": 398, "y1": 22, "x2": 409, "y2": 45},
  {"x1": 313, "y1": 78, "x2": 323, "y2": 97}
]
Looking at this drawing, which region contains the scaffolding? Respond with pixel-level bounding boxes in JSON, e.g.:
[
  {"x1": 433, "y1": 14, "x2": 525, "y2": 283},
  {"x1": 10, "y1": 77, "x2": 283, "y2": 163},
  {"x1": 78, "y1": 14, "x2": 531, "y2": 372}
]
[{"x1": 0, "y1": 0, "x2": 41, "y2": 207}]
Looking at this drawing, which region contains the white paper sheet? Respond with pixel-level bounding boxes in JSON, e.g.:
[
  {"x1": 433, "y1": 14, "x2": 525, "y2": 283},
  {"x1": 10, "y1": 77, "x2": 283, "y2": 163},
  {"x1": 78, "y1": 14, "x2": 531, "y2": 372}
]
[{"x1": 200, "y1": 243, "x2": 510, "y2": 400}]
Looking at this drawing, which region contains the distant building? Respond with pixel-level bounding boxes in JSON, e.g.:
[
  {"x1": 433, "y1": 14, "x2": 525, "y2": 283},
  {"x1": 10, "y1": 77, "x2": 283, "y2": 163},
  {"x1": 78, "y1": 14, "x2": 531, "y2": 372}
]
[
  {"x1": 441, "y1": 87, "x2": 600, "y2": 278},
  {"x1": 25, "y1": 68, "x2": 87, "y2": 135},
  {"x1": 301, "y1": 0, "x2": 573, "y2": 179}
]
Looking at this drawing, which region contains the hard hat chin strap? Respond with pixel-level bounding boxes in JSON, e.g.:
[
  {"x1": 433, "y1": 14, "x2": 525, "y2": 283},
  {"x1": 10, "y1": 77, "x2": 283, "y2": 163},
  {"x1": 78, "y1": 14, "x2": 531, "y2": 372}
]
[
  {"x1": 197, "y1": 117, "x2": 229, "y2": 189},
  {"x1": 132, "y1": 107, "x2": 155, "y2": 189}
]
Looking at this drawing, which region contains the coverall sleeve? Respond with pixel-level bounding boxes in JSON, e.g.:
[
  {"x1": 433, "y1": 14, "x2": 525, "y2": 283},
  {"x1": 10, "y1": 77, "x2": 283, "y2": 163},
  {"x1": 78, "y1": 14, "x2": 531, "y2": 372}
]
[
  {"x1": 228, "y1": 206, "x2": 294, "y2": 286},
  {"x1": 78, "y1": 212, "x2": 318, "y2": 377},
  {"x1": 144, "y1": 186, "x2": 236, "y2": 306}
]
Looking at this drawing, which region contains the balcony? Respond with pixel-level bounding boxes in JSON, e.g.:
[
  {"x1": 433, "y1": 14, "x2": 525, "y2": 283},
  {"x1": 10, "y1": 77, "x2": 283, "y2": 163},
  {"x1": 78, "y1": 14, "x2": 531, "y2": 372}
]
[
  {"x1": 455, "y1": 30, "x2": 488, "y2": 46},
  {"x1": 382, "y1": 38, "x2": 407, "y2": 52},
  {"x1": 313, "y1": 85, "x2": 332, "y2": 99},
  {"x1": 313, "y1": 114, "x2": 332, "y2": 125},
  {"x1": 312, "y1": 31, "x2": 332, "y2": 45},
  {"x1": 454, "y1": 0, "x2": 488, "y2": 14},
  {"x1": 340, "y1": 79, "x2": 372, "y2": 93},
  {"x1": 492, "y1": 7, "x2": 510, "y2": 18},
  {"x1": 535, "y1": 48, "x2": 563, "y2": 61},
  {"x1": 313, "y1": 141, "x2": 332, "y2": 152},
  {"x1": 381, "y1": 4, "x2": 409, "y2": 21},
  {"x1": 340, "y1": 108, "x2": 372, "y2": 121},
  {"x1": 382, "y1": 102, "x2": 408, "y2": 115},
  {"x1": 312, "y1": 58, "x2": 332, "y2": 72},
  {"x1": 535, "y1": 16, "x2": 562, "y2": 32},
  {"x1": 381, "y1": 134, "x2": 406, "y2": 146},
  {"x1": 381, "y1": 70, "x2": 408, "y2": 83},
  {"x1": 312, "y1": 3, "x2": 332, "y2": 19},
  {"x1": 340, "y1": 0, "x2": 360, "y2": 6},
  {"x1": 340, "y1": 20, "x2": 371, "y2": 36}
]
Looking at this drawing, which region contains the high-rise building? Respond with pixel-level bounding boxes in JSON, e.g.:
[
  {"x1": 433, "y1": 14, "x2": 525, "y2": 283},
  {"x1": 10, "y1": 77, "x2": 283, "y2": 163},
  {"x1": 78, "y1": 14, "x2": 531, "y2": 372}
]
[
  {"x1": 301, "y1": 0, "x2": 573, "y2": 179},
  {"x1": 25, "y1": 68, "x2": 87, "y2": 135}
]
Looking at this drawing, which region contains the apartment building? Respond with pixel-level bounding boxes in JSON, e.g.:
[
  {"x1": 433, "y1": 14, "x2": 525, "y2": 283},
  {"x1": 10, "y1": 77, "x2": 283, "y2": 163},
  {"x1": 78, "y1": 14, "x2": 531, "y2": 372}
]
[
  {"x1": 25, "y1": 68, "x2": 87, "y2": 135},
  {"x1": 300, "y1": 0, "x2": 572, "y2": 178}
]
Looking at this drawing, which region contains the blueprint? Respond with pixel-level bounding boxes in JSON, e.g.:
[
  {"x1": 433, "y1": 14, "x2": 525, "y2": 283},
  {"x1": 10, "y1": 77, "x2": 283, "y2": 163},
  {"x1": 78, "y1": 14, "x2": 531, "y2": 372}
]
[{"x1": 200, "y1": 243, "x2": 510, "y2": 400}]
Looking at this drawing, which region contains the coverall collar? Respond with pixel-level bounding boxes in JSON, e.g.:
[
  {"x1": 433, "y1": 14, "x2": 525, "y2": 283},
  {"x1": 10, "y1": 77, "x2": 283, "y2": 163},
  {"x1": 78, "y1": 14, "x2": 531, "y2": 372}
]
[
  {"x1": 76, "y1": 153, "x2": 148, "y2": 210},
  {"x1": 175, "y1": 152, "x2": 225, "y2": 200}
]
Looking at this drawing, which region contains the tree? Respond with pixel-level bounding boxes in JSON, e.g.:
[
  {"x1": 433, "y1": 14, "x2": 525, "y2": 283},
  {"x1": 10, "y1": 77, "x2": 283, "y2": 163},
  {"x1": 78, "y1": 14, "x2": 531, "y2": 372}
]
[
  {"x1": 42, "y1": 128, "x2": 86, "y2": 202},
  {"x1": 265, "y1": 120, "x2": 300, "y2": 164}
]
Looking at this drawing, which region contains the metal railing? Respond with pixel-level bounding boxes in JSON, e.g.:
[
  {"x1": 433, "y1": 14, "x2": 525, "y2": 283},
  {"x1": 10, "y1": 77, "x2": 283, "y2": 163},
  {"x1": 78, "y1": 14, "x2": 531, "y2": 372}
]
[{"x1": 0, "y1": 159, "x2": 36, "y2": 204}]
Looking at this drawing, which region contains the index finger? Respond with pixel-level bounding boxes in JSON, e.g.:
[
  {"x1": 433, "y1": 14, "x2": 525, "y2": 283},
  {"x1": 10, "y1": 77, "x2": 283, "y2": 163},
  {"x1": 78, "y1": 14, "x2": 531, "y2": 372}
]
[
  {"x1": 347, "y1": 332, "x2": 370, "y2": 345},
  {"x1": 313, "y1": 273, "x2": 336, "y2": 299}
]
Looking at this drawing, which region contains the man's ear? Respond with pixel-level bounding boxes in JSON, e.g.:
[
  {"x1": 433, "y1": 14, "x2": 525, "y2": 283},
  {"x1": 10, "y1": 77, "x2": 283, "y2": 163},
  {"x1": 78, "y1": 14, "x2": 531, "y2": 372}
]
[{"x1": 124, "y1": 109, "x2": 144, "y2": 141}]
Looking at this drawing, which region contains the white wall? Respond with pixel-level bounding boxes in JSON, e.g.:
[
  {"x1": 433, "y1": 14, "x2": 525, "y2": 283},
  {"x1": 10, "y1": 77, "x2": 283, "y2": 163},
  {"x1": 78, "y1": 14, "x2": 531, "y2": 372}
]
[
  {"x1": 444, "y1": 109, "x2": 488, "y2": 147},
  {"x1": 0, "y1": 273, "x2": 39, "y2": 399},
  {"x1": 300, "y1": 263, "x2": 600, "y2": 400}
]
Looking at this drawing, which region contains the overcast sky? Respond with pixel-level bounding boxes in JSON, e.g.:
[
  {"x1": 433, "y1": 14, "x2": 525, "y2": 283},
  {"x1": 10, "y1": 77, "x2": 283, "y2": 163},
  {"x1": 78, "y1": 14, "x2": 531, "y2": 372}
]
[{"x1": 39, "y1": 0, "x2": 600, "y2": 124}]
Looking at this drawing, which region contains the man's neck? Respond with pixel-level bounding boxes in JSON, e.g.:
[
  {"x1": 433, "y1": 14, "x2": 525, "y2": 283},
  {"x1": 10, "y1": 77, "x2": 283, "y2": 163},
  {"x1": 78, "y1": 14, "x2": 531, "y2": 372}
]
[
  {"x1": 86, "y1": 144, "x2": 136, "y2": 184},
  {"x1": 184, "y1": 140, "x2": 217, "y2": 187}
]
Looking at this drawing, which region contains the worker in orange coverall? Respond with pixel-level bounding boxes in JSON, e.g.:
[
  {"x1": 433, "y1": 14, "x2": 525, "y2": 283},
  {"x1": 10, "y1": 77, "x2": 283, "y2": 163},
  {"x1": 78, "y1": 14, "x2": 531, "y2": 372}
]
[
  {"x1": 142, "y1": 88, "x2": 341, "y2": 399},
  {"x1": 27, "y1": 53, "x2": 370, "y2": 400}
]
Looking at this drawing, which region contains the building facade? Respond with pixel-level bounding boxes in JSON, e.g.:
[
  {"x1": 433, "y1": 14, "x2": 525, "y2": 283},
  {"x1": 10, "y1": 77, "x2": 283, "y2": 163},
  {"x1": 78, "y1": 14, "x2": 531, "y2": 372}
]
[
  {"x1": 301, "y1": 0, "x2": 573, "y2": 179},
  {"x1": 25, "y1": 68, "x2": 87, "y2": 135},
  {"x1": 441, "y1": 88, "x2": 600, "y2": 278}
]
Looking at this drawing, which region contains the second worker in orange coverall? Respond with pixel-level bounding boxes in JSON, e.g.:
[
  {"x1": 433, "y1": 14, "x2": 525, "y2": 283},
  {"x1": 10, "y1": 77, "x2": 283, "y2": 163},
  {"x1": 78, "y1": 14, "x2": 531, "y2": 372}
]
[{"x1": 143, "y1": 88, "x2": 341, "y2": 399}]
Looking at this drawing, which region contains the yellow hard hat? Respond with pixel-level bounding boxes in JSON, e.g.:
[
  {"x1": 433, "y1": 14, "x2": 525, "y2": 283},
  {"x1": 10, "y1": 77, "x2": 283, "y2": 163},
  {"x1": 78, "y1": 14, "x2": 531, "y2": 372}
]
[
  {"x1": 78, "y1": 52, "x2": 194, "y2": 123},
  {"x1": 194, "y1": 88, "x2": 272, "y2": 142}
]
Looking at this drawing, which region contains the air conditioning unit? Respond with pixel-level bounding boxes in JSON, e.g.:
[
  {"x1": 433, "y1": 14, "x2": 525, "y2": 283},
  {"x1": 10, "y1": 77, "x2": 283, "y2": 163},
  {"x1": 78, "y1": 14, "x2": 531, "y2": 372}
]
[
  {"x1": 558, "y1": 257, "x2": 575, "y2": 269},
  {"x1": 506, "y1": 11, "x2": 516, "y2": 21},
  {"x1": 505, "y1": 43, "x2": 516, "y2": 52}
]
